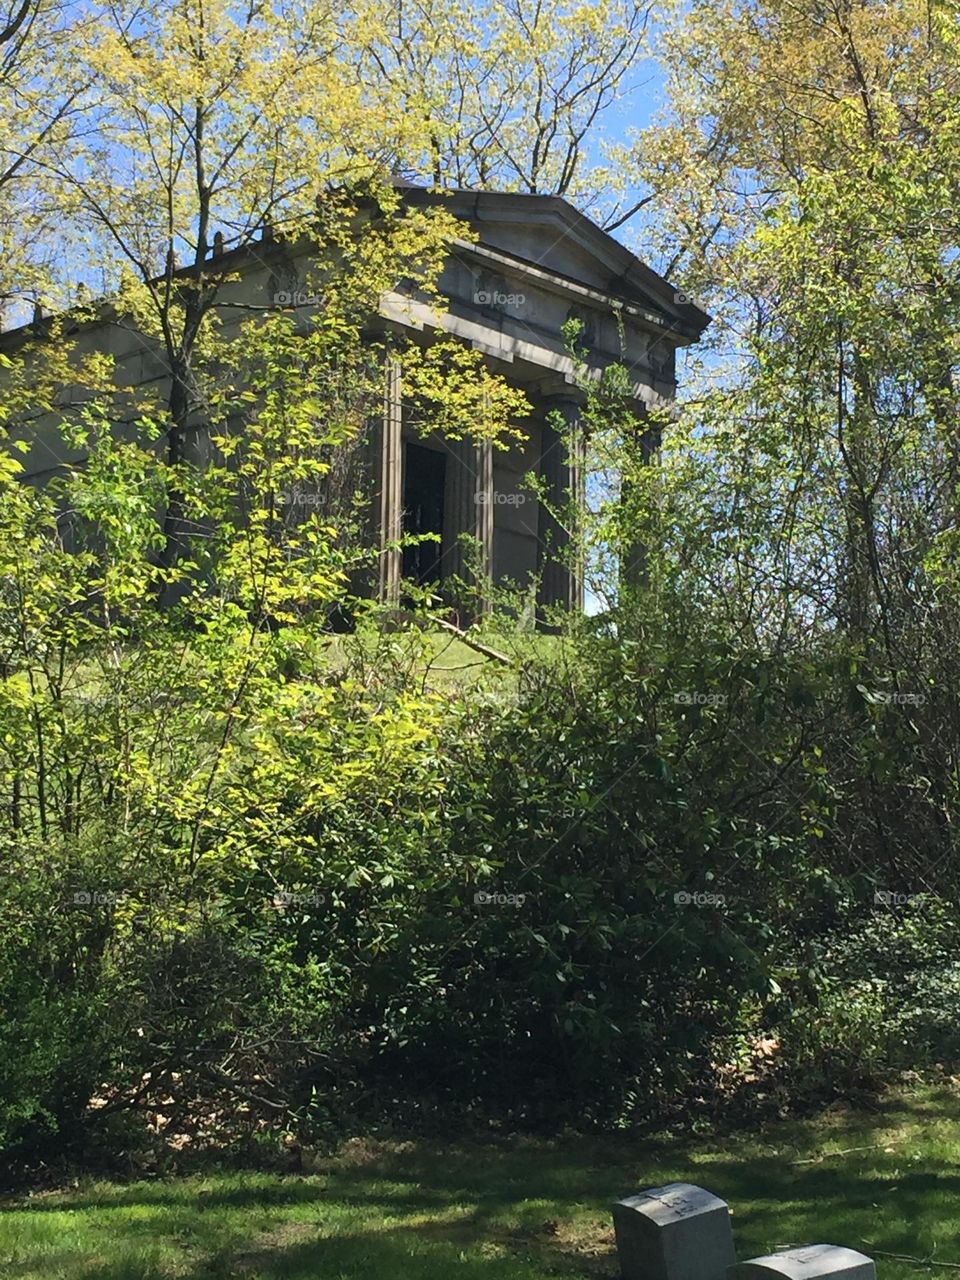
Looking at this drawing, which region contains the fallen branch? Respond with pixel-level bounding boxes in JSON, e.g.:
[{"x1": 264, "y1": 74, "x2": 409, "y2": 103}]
[
  {"x1": 864, "y1": 1248, "x2": 960, "y2": 1270},
  {"x1": 428, "y1": 615, "x2": 512, "y2": 666},
  {"x1": 793, "y1": 1144, "x2": 891, "y2": 1164}
]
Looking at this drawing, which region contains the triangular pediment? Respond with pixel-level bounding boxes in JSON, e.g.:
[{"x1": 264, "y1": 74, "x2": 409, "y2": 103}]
[{"x1": 399, "y1": 186, "x2": 710, "y2": 344}]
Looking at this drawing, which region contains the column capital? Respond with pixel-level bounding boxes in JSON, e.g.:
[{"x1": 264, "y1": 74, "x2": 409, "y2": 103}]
[{"x1": 529, "y1": 375, "x2": 587, "y2": 406}]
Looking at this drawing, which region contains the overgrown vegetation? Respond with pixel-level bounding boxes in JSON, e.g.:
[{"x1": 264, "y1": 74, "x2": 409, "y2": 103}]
[{"x1": 2, "y1": 0, "x2": 960, "y2": 1180}]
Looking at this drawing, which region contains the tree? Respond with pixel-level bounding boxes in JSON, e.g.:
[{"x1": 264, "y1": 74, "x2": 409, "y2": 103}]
[
  {"x1": 15, "y1": 0, "x2": 528, "y2": 579},
  {"x1": 621, "y1": 0, "x2": 960, "y2": 649},
  {"x1": 352, "y1": 0, "x2": 650, "y2": 222},
  {"x1": 0, "y1": 0, "x2": 88, "y2": 320},
  {"x1": 582, "y1": 0, "x2": 960, "y2": 892}
]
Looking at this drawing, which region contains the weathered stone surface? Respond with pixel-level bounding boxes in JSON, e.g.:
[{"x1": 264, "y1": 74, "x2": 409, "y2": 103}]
[
  {"x1": 3, "y1": 188, "x2": 708, "y2": 621},
  {"x1": 733, "y1": 1245, "x2": 876, "y2": 1280},
  {"x1": 612, "y1": 1182, "x2": 736, "y2": 1280}
]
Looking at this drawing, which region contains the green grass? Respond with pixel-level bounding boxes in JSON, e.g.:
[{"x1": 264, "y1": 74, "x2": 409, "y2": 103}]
[{"x1": 3, "y1": 1085, "x2": 960, "y2": 1279}]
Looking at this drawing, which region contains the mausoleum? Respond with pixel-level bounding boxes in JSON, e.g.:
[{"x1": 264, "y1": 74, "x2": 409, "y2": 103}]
[{"x1": 2, "y1": 185, "x2": 709, "y2": 619}]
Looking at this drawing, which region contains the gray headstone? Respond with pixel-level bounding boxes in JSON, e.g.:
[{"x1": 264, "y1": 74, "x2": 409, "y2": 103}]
[
  {"x1": 732, "y1": 1245, "x2": 876, "y2": 1280},
  {"x1": 613, "y1": 1182, "x2": 737, "y2": 1280}
]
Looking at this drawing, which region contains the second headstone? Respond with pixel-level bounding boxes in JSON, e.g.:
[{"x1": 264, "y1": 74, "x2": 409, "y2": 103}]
[{"x1": 612, "y1": 1182, "x2": 737, "y2": 1280}]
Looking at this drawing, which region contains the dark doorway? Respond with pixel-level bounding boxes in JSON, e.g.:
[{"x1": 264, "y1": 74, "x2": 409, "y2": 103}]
[{"x1": 402, "y1": 443, "x2": 446, "y2": 586}]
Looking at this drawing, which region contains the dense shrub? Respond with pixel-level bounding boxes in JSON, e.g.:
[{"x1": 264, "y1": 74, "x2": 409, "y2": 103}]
[
  {"x1": 3, "y1": 271, "x2": 960, "y2": 1163},
  {"x1": 4, "y1": 615, "x2": 958, "y2": 1162}
]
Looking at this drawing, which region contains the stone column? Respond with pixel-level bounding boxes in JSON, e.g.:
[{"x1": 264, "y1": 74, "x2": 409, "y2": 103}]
[
  {"x1": 619, "y1": 403, "x2": 657, "y2": 603},
  {"x1": 443, "y1": 437, "x2": 477, "y2": 581},
  {"x1": 476, "y1": 436, "x2": 494, "y2": 610},
  {"x1": 536, "y1": 394, "x2": 584, "y2": 624},
  {"x1": 442, "y1": 433, "x2": 493, "y2": 618},
  {"x1": 378, "y1": 356, "x2": 402, "y2": 606}
]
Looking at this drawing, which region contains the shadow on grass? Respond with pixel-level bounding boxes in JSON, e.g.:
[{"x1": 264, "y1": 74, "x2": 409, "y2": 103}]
[
  {"x1": 3, "y1": 1177, "x2": 616, "y2": 1280},
  {"x1": 7, "y1": 1088, "x2": 960, "y2": 1280},
  {"x1": 14, "y1": 1177, "x2": 328, "y2": 1215},
  {"x1": 67, "y1": 1216, "x2": 614, "y2": 1280}
]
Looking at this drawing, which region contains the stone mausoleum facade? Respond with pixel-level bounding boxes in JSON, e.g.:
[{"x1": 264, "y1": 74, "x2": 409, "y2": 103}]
[{"x1": 4, "y1": 186, "x2": 709, "y2": 620}]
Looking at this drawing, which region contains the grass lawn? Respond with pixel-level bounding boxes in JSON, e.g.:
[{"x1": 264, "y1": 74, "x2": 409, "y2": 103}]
[{"x1": 2, "y1": 1085, "x2": 959, "y2": 1280}]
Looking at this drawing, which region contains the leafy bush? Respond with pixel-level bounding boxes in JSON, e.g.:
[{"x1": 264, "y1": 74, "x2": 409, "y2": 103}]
[{"x1": 771, "y1": 899, "x2": 960, "y2": 1100}]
